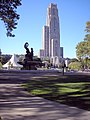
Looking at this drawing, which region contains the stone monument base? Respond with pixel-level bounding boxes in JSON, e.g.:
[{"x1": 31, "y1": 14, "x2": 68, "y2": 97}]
[{"x1": 18, "y1": 61, "x2": 43, "y2": 70}]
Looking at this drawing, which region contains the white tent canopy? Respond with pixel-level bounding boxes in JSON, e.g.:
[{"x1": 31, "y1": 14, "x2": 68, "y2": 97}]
[{"x1": 3, "y1": 54, "x2": 23, "y2": 70}]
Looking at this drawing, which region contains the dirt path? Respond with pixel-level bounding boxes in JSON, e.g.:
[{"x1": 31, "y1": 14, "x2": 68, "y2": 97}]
[{"x1": 0, "y1": 71, "x2": 90, "y2": 120}]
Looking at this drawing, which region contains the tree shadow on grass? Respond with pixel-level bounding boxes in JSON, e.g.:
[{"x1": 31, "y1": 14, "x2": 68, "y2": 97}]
[{"x1": 25, "y1": 74, "x2": 90, "y2": 111}]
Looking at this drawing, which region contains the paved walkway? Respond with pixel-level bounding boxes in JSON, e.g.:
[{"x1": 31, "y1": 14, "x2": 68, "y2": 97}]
[{"x1": 0, "y1": 70, "x2": 90, "y2": 120}]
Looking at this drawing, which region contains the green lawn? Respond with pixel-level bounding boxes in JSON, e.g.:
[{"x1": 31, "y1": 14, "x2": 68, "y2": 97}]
[{"x1": 22, "y1": 74, "x2": 90, "y2": 111}]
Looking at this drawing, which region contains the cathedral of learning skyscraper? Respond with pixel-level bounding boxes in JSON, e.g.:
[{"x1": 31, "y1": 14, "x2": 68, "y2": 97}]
[{"x1": 39, "y1": 3, "x2": 63, "y2": 66}]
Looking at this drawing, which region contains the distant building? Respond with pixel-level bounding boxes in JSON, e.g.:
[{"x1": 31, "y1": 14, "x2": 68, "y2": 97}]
[
  {"x1": 39, "y1": 3, "x2": 63, "y2": 65},
  {"x1": 0, "y1": 49, "x2": 2, "y2": 56},
  {"x1": 39, "y1": 49, "x2": 45, "y2": 60},
  {"x1": 60, "y1": 47, "x2": 63, "y2": 58},
  {"x1": 42, "y1": 26, "x2": 49, "y2": 57}
]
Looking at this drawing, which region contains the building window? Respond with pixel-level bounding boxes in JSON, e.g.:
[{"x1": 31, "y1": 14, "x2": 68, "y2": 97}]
[
  {"x1": 54, "y1": 17, "x2": 57, "y2": 28},
  {"x1": 52, "y1": 8, "x2": 55, "y2": 15}
]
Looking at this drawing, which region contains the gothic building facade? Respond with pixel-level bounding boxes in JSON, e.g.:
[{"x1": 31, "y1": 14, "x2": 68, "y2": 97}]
[{"x1": 39, "y1": 3, "x2": 63, "y2": 66}]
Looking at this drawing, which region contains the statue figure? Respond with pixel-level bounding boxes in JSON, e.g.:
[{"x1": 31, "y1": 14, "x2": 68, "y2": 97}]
[
  {"x1": 24, "y1": 42, "x2": 33, "y2": 61},
  {"x1": 24, "y1": 42, "x2": 30, "y2": 54}
]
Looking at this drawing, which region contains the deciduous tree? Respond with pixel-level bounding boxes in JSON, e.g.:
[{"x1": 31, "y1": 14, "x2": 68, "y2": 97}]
[
  {"x1": 0, "y1": 0, "x2": 22, "y2": 37},
  {"x1": 68, "y1": 61, "x2": 81, "y2": 70},
  {"x1": 76, "y1": 21, "x2": 90, "y2": 59},
  {"x1": 76, "y1": 21, "x2": 90, "y2": 69}
]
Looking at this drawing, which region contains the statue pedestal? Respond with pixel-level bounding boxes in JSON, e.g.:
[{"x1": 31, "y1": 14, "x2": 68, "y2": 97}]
[{"x1": 18, "y1": 60, "x2": 43, "y2": 70}]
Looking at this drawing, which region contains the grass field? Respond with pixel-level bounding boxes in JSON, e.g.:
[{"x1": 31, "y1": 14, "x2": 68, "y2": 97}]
[{"x1": 22, "y1": 74, "x2": 90, "y2": 111}]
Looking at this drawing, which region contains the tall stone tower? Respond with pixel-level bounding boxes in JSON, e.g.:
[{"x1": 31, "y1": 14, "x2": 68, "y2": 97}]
[
  {"x1": 46, "y1": 3, "x2": 60, "y2": 58},
  {"x1": 40, "y1": 3, "x2": 63, "y2": 65}
]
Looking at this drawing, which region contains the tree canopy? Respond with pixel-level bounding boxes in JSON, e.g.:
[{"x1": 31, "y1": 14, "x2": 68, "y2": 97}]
[
  {"x1": 85, "y1": 21, "x2": 90, "y2": 32},
  {"x1": 0, "y1": 0, "x2": 22, "y2": 37},
  {"x1": 68, "y1": 61, "x2": 81, "y2": 70},
  {"x1": 76, "y1": 21, "x2": 90, "y2": 59}
]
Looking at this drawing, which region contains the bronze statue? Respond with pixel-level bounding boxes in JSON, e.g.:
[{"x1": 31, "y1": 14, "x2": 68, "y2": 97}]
[
  {"x1": 24, "y1": 42, "x2": 30, "y2": 54},
  {"x1": 18, "y1": 42, "x2": 43, "y2": 70},
  {"x1": 24, "y1": 42, "x2": 33, "y2": 61}
]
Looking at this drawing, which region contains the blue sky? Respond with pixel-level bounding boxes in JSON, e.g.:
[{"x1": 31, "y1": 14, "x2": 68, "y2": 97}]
[{"x1": 0, "y1": 0, "x2": 90, "y2": 58}]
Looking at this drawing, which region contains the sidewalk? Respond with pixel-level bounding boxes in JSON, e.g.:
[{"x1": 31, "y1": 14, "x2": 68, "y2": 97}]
[{"x1": 0, "y1": 71, "x2": 90, "y2": 120}]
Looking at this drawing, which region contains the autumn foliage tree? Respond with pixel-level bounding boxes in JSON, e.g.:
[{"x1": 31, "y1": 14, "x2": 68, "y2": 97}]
[{"x1": 0, "y1": 0, "x2": 22, "y2": 37}]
